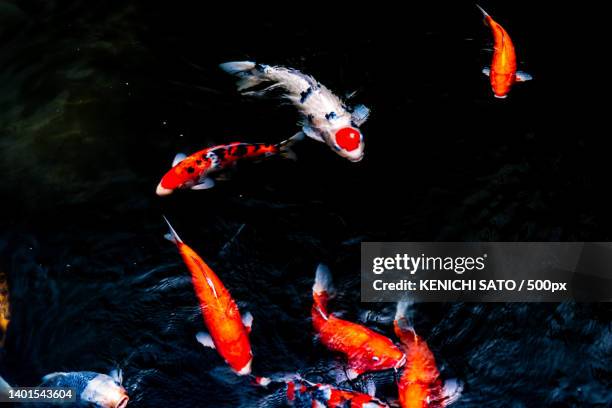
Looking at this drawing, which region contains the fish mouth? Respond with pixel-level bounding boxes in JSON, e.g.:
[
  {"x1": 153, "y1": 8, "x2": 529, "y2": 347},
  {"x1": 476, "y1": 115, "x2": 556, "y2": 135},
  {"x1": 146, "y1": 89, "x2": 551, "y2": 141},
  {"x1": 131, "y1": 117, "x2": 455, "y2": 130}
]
[
  {"x1": 394, "y1": 353, "x2": 407, "y2": 370},
  {"x1": 494, "y1": 93, "x2": 508, "y2": 99},
  {"x1": 349, "y1": 154, "x2": 364, "y2": 163},
  {"x1": 156, "y1": 183, "x2": 173, "y2": 196},
  {"x1": 116, "y1": 395, "x2": 129, "y2": 408}
]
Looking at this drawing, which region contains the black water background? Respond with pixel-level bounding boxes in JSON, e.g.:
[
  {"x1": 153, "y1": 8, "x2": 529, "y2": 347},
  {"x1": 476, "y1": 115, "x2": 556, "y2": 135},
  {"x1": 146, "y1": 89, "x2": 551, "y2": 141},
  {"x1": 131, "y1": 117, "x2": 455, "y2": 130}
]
[{"x1": 0, "y1": 1, "x2": 610, "y2": 407}]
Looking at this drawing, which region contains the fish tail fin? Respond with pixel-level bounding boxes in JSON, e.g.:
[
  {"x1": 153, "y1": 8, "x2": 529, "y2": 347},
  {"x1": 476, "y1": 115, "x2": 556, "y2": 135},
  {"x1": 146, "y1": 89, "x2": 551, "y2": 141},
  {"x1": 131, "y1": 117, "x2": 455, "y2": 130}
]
[
  {"x1": 162, "y1": 216, "x2": 183, "y2": 245},
  {"x1": 220, "y1": 61, "x2": 268, "y2": 92},
  {"x1": 219, "y1": 61, "x2": 257, "y2": 75},
  {"x1": 0, "y1": 375, "x2": 12, "y2": 396},
  {"x1": 476, "y1": 4, "x2": 491, "y2": 25},
  {"x1": 475, "y1": 4, "x2": 489, "y2": 17},
  {"x1": 252, "y1": 376, "x2": 272, "y2": 387},
  {"x1": 312, "y1": 264, "x2": 334, "y2": 317},
  {"x1": 394, "y1": 300, "x2": 415, "y2": 337},
  {"x1": 277, "y1": 132, "x2": 305, "y2": 161}
]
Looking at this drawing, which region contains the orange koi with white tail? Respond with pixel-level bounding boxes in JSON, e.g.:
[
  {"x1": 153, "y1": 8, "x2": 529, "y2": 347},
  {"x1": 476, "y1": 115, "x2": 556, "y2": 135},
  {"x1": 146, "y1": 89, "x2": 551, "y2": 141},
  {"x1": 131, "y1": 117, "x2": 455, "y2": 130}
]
[
  {"x1": 393, "y1": 302, "x2": 462, "y2": 408},
  {"x1": 478, "y1": 5, "x2": 532, "y2": 98},
  {"x1": 312, "y1": 264, "x2": 406, "y2": 380},
  {"x1": 163, "y1": 217, "x2": 253, "y2": 375}
]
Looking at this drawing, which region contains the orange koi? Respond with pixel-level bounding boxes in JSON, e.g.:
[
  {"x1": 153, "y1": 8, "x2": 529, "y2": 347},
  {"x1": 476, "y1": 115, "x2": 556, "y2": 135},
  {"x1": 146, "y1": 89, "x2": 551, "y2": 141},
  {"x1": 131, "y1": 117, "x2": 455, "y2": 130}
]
[
  {"x1": 164, "y1": 217, "x2": 253, "y2": 375},
  {"x1": 478, "y1": 5, "x2": 532, "y2": 98},
  {"x1": 312, "y1": 264, "x2": 406, "y2": 380},
  {"x1": 393, "y1": 302, "x2": 461, "y2": 408}
]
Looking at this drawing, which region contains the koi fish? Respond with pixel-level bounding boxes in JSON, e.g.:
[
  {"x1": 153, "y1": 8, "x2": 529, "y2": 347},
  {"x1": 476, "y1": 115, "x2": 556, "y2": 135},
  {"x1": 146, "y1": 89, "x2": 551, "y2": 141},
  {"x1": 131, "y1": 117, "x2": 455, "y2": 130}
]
[
  {"x1": 477, "y1": 5, "x2": 532, "y2": 98},
  {"x1": 163, "y1": 217, "x2": 253, "y2": 375},
  {"x1": 0, "y1": 270, "x2": 9, "y2": 347},
  {"x1": 312, "y1": 264, "x2": 406, "y2": 379},
  {"x1": 220, "y1": 61, "x2": 370, "y2": 162},
  {"x1": 285, "y1": 377, "x2": 389, "y2": 408},
  {"x1": 156, "y1": 133, "x2": 303, "y2": 196},
  {"x1": 393, "y1": 302, "x2": 462, "y2": 408},
  {"x1": 1, "y1": 369, "x2": 129, "y2": 408}
]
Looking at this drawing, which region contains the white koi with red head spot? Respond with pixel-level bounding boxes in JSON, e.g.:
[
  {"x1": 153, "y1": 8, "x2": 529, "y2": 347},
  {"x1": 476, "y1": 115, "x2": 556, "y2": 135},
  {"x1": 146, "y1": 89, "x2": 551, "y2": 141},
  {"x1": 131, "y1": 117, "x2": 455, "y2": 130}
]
[{"x1": 220, "y1": 61, "x2": 369, "y2": 162}]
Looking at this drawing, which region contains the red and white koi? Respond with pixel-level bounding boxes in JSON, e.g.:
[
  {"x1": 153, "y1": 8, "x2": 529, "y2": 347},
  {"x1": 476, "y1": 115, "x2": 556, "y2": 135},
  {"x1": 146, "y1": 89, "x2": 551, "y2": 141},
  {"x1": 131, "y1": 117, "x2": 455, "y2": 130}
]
[
  {"x1": 284, "y1": 377, "x2": 389, "y2": 408},
  {"x1": 220, "y1": 61, "x2": 369, "y2": 162},
  {"x1": 478, "y1": 5, "x2": 532, "y2": 98},
  {"x1": 156, "y1": 133, "x2": 303, "y2": 195},
  {"x1": 312, "y1": 264, "x2": 406, "y2": 380}
]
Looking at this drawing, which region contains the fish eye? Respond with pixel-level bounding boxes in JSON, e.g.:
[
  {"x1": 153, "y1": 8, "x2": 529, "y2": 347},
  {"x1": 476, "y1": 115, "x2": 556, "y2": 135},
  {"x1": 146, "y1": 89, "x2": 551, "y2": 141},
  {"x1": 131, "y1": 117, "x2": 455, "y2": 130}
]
[
  {"x1": 334, "y1": 127, "x2": 361, "y2": 152},
  {"x1": 372, "y1": 356, "x2": 380, "y2": 361}
]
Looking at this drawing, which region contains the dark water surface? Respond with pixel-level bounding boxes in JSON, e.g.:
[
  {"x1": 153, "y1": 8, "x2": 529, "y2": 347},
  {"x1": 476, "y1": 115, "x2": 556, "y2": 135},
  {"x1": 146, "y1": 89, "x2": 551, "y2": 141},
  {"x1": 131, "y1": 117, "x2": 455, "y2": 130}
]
[{"x1": 1, "y1": 1, "x2": 611, "y2": 407}]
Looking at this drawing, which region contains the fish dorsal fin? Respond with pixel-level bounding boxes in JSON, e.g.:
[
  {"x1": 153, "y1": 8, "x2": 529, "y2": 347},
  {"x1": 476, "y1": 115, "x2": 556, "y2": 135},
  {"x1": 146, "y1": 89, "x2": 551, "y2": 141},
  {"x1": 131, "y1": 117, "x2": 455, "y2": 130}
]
[
  {"x1": 206, "y1": 277, "x2": 218, "y2": 298},
  {"x1": 172, "y1": 153, "x2": 187, "y2": 167},
  {"x1": 314, "y1": 306, "x2": 328, "y2": 321}
]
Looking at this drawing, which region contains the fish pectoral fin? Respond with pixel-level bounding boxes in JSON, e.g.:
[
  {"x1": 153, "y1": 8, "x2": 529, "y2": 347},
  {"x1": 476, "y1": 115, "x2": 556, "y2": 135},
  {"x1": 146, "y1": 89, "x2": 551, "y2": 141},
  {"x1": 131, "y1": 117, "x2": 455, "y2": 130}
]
[
  {"x1": 345, "y1": 90, "x2": 358, "y2": 99},
  {"x1": 195, "y1": 332, "x2": 216, "y2": 349},
  {"x1": 302, "y1": 125, "x2": 325, "y2": 143},
  {"x1": 172, "y1": 153, "x2": 187, "y2": 167},
  {"x1": 215, "y1": 171, "x2": 234, "y2": 182},
  {"x1": 109, "y1": 368, "x2": 123, "y2": 385},
  {"x1": 482, "y1": 67, "x2": 491, "y2": 77},
  {"x1": 351, "y1": 104, "x2": 370, "y2": 126},
  {"x1": 191, "y1": 177, "x2": 215, "y2": 190},
  {"x1": 241, "y1": 311, "x2": 253, "y2": 333},
  {"x1": 516, "y1": 71, "x2": 533, "y2": 82},
  {"x1": 364, "y1": 374, "x2": 377, "y2": 396},
  {"x1": 344, "y1": 365, "x2": 360, "y2": 380},
  {"x1": 441, "y1": 378, "x2": 463, "y2": 406}
]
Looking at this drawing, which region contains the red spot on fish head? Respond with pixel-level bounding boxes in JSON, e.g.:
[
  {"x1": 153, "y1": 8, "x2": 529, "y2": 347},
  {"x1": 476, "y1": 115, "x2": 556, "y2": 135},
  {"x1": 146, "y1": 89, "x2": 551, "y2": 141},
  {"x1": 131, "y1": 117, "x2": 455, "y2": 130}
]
[{"x1": 334, "y1": 127, "x2": 361, "y2": 152}]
